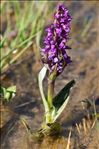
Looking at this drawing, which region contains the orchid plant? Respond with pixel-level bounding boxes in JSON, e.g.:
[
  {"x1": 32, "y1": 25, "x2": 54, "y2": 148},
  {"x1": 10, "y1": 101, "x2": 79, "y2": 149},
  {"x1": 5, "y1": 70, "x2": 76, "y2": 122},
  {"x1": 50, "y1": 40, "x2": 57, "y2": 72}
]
[{"x1": 37, "y1": 4, "x2": 75, "y2": 136}]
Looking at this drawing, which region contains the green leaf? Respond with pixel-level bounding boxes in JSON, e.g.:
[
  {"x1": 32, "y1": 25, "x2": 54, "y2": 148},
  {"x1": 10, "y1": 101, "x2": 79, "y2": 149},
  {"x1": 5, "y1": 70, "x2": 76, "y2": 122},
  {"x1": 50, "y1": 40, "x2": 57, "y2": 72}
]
[
  {"x1": 0, "y1": 86, "x2": 16, "y2": 102},
  {"x1": 38, "y1": 66, "x2": 49, "y2": 113},
  {"x1": 0, "y1": 87, "x2": 6, "y2": 97},
  {"x1": 53, "y1": 80, "x2": 75, "y2": 109},
  {"x1": 7, "y1": 86, "x2": 16, "y2": 93},
  {"x1": 53, "y1": 80, "x2": 75, "y2": 121}
]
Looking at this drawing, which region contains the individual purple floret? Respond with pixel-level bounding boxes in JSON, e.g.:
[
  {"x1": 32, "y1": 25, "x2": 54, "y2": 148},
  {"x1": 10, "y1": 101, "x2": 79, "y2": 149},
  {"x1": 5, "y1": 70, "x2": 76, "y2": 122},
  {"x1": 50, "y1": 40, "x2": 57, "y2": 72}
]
[{"x1": 41, "y1": 4, "x2": 72, "y2": 76}]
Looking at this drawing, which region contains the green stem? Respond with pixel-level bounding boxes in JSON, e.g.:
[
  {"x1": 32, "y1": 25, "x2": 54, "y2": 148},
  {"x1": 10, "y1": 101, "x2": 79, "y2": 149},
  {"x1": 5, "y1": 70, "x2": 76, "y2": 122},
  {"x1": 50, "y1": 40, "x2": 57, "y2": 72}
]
[
  {"x1": 48, "y1": 80, "x2": 55, "y2": 109},
  {"x1": 46, "y1": 75, "x2": 55, "y2": 124},
  {"x1": 45, "y1": 112, "x2": 52, "y2": 124}
]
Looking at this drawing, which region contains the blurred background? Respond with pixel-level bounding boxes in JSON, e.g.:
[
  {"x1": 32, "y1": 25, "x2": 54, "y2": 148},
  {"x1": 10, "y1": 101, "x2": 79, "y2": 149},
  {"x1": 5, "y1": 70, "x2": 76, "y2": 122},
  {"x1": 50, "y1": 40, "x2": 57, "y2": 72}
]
[{"x1": 0, "y1": 1, "x2": 99, "y2": 149}]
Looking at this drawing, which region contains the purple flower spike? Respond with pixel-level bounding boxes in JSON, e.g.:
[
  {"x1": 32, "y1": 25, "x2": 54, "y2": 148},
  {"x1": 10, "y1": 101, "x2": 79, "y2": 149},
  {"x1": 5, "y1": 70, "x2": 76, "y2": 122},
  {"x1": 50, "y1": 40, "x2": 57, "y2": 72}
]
[{"x1": 41, "y1": 4, "x2": 72, "y2": 76}]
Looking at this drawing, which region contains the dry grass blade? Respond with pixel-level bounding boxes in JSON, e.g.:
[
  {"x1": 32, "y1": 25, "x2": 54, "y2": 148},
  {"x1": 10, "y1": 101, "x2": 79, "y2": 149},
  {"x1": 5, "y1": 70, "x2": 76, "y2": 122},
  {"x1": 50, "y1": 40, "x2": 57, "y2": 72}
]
[
  {"x1": 20, "y1": 117, "x2": 32, "y2": 134},
  {"x1": 66, "y1": 130, "x2": 71, "y2": 149}
]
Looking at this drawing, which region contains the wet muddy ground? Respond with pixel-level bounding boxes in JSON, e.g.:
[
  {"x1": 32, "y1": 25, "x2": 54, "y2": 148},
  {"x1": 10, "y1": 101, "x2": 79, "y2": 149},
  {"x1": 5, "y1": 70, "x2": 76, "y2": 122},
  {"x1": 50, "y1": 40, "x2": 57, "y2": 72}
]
[{"x1": 1, "y1": 1, "x2": 99, "y2": 149}]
